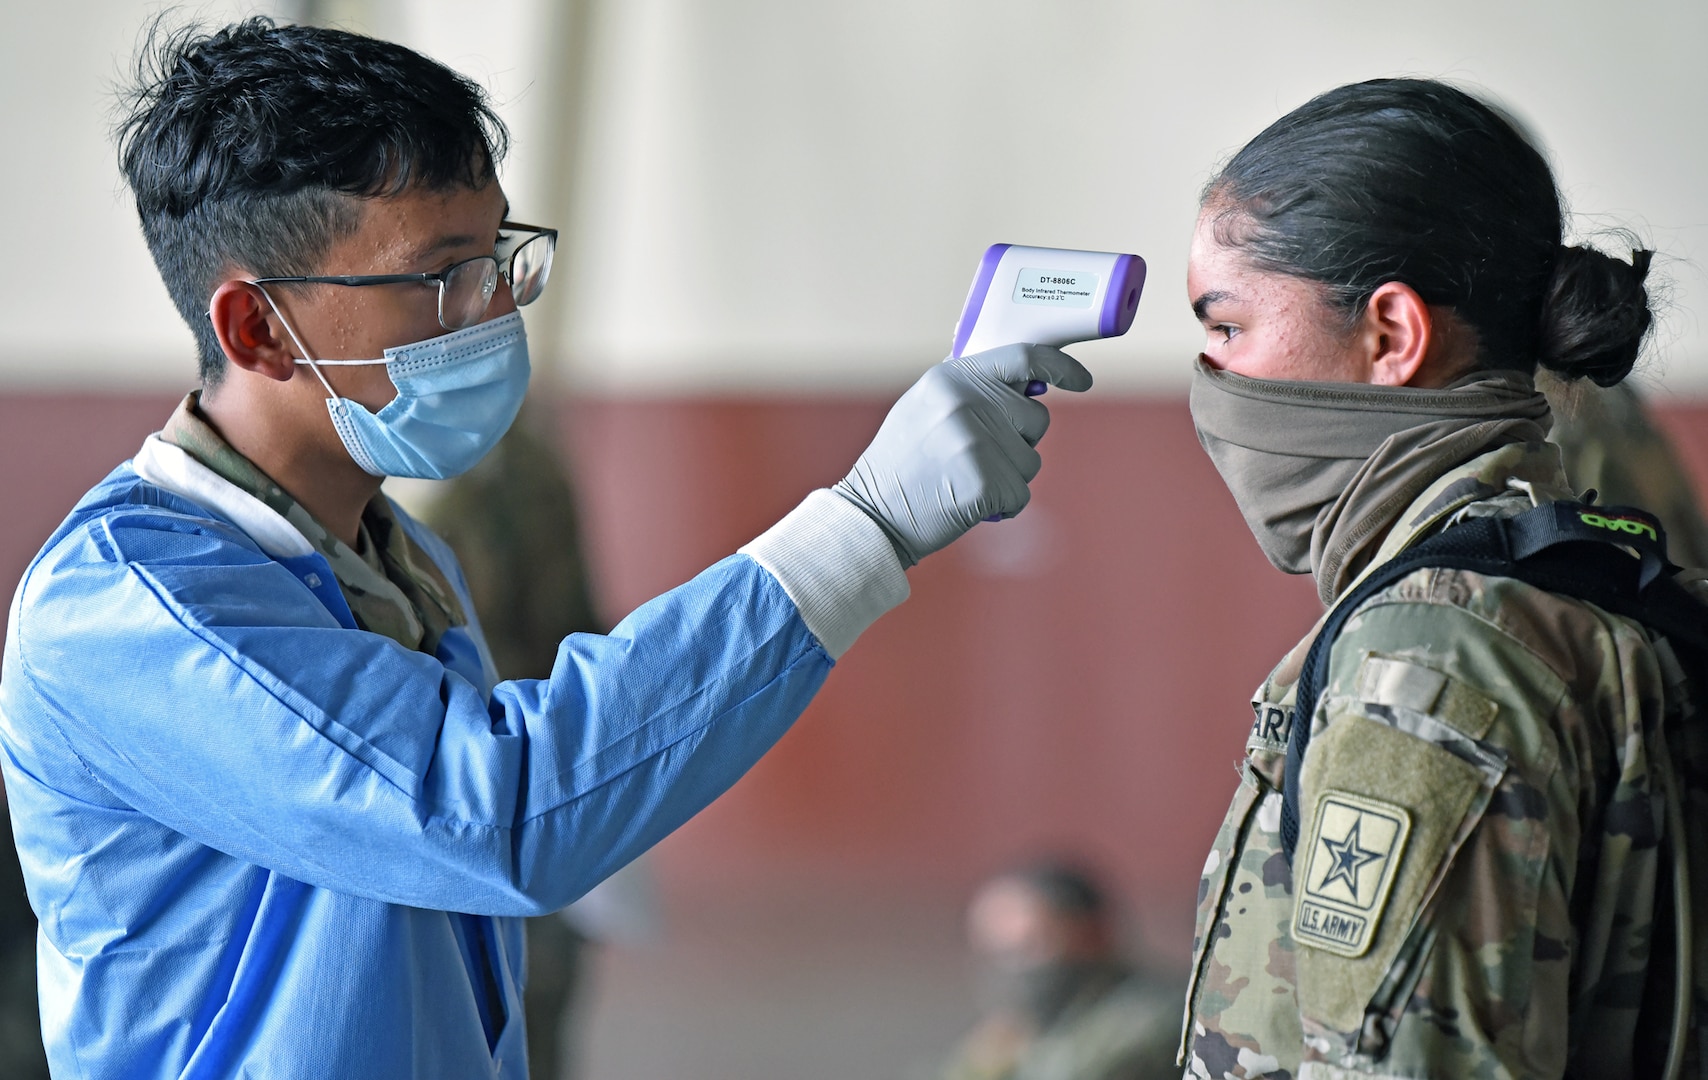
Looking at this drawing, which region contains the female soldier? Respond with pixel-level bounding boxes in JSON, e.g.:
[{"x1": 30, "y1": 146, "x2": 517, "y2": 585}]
[{"x1": 1179, "y1": 79, "x2": 1707, "y2": 1079}]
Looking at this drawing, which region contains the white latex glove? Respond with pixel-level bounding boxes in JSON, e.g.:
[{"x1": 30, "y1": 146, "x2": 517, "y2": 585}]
[{"x1": 833, "y1": 344, "x2": 1092, "y2": 567}]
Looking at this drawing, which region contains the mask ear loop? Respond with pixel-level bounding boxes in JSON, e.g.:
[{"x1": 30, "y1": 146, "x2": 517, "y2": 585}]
[{"x1": 249, "y1": 283, "x2": 344, "y2": 400}]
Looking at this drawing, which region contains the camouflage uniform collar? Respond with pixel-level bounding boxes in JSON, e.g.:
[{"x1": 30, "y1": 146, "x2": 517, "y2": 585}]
[
  {"x1": 158, "y1": 393, "x2": 466, "y2": 653},
  {"x1": 1359, "y1": 438, "x2": 1572, "y2": 579}
]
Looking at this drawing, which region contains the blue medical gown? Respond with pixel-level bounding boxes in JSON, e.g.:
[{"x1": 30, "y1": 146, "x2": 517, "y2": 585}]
[{"x1": 0, "y1": 464, "x2": 835, "y2": 1078}]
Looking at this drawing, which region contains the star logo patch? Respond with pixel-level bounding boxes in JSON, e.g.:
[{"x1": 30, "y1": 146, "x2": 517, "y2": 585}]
[{"x1": 1294, "y1": 792, "x2": 1410, "y2": 957}]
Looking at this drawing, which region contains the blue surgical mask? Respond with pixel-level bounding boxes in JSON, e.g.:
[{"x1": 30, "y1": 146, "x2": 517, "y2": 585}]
[{"x1": 263, "y1": 293, "x2": 531, "y2": 479}]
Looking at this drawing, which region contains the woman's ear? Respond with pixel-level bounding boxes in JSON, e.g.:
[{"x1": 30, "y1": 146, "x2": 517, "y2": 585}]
[
  {"x1": 1358, "y1": 281, "x2": 1433, "y2": 387},
  {"x1": 208, "y1": 280, "x2": 299, "y2": 382}
]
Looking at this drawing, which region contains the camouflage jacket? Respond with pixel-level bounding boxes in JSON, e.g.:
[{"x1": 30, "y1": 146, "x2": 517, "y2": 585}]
[{"x1": 1182, "y1": 438, "x2": 1708, "y2": 1079}]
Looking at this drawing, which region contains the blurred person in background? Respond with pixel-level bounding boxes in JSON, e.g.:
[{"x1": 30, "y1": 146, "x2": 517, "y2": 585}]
[
  {"x1": 1545, "y1": 378, "x2": 1708, "y2": 568},
  {"x1": 1180, "y1": 79, "x2": 1707, "y2": 1078},
  {"x1": 400, "y1": 403, "x2": 661, "y2": 1080},
  {"x1": 0, "y1": 17, "x2": 1091, "y2": 1080},
  {"x1": 937, "y1": 862, "x2": 1179, "y2": 1080}
]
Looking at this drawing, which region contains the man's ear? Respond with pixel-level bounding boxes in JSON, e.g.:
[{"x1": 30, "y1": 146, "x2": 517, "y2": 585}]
[
  {"x1": 1358, "y1": 281, "x2": 1433, "y2": 387},
  {"x1": 208, "y1": 281, "x2": 299, "y2": 382}
]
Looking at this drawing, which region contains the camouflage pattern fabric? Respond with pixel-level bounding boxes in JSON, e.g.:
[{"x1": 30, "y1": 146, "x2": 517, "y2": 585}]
[
  {"x1": 1181, "y1": 438, "x2": 1708, "y2": 1079},
  {"x1": 1546, "y1": 378, "x2": 1708, "y2": 570},
  {"x1": 160, "y1": 393, "x2": 466, "y2": 653},
  {"x1": 941, "y1": 966, "x2": 1185, "y2": 1080}
]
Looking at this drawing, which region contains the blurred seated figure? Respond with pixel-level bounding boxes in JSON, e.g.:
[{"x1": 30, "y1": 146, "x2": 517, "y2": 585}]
[
  {"x1": 939, "y1": 862, "x2": 1180, "y2": 1080},
  {"x1": 1544, "y1": 377, "x2": 1708, "y2": 568}
]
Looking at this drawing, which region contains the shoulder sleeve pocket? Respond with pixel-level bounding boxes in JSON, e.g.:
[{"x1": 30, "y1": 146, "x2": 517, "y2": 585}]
[{"x1": 1294, "y1": 656, "x2": 1509, "y2": 1059}]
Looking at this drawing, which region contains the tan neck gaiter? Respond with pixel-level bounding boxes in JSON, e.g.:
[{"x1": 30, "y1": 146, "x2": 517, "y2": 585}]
[{"x1": 1189, "y1": 358, "x2": 1553, "y2": 604}]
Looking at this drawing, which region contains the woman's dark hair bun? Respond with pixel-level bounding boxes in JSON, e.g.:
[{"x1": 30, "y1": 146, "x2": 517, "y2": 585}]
[{"x1": 1537, "y1": 246, "x2": 1654, "y2": 387}]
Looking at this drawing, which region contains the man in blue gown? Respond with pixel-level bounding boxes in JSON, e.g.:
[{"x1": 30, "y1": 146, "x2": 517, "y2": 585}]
[{"x1": 0, "y1": 18, "x2": 1089, "y2": 1079}]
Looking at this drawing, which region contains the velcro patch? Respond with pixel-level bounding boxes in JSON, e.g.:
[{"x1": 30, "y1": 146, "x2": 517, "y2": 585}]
[
  {"x1": 1294, "y1": 792, "x2": 1410, "y2": 958},
  {"x1": 1354, "y1": 654, "x2": 1446, "y2": 713},
  {"x1": 1354, "y1": 653, "x2": 1499, "y2": 740}
]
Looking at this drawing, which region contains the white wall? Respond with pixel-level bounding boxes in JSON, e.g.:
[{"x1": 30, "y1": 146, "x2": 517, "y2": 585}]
[
  {"x1": 560, "y1": 0, "x2": 1708, "y2": 394},
  {"x1": 0, "y1": 0, "x2": 256, "y2": 388},
  {"x1": 4, "y1": 0, "x2": 1706, "y2": 394}
]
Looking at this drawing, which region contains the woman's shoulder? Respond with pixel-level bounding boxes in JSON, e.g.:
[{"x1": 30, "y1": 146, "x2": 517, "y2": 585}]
[
  {"x1": 1348, "y1": 561, "x2": 1644, "y2": 678},
  {"x1": 1325, "y1": 561, "x2": 1677, "y2": 782}
]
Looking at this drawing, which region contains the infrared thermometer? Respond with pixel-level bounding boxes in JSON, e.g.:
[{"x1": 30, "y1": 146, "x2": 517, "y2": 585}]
[
  {"x1": 950, "y1": 243, "x2": 1147, "y2": 395},
  {"x1": 951, "y1": 243, "x2": 1145, "y2": 520}
]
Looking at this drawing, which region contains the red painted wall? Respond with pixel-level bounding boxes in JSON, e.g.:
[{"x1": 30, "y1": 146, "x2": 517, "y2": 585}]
[{"x1": 3, "y1": 392, "x2": 1705, "y2": 931}]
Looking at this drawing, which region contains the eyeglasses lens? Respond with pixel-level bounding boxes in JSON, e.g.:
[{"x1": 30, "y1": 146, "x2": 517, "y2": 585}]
[
  {"x1": 442, "y1": 258, "x2": 500, "y2": 330},
  {"x1": 508, "y1": 234, "x2": 555, "y2": 307}
]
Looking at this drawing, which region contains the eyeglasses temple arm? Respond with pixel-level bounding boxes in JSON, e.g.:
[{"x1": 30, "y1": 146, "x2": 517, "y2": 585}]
[{"x1": 250, "y1": 274, "x2": 436, "y2": 287}]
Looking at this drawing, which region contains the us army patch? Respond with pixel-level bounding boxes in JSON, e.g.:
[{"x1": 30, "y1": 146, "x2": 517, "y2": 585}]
[{"x1": 1294, "y1": 792, "x2": 1410, "y2": 958}]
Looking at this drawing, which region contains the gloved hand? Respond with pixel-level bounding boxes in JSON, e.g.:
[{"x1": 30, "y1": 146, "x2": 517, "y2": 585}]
[{"x1": 833, "y1": 343, "x2": 1093, "y2": 567}]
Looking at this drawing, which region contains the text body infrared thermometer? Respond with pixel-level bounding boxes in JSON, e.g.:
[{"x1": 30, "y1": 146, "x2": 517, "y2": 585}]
[
  {"x1": 951, "y1": 243, "x2": 1145, "y2": 518},
  {"x1": 951, "y1": 243, "x2": 1147, "y2": 390}
]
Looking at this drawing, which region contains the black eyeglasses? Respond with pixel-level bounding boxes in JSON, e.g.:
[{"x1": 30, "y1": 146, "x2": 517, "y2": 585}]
[{"x1": 250, "y1": 221, "x2": 557, "y2": 331}]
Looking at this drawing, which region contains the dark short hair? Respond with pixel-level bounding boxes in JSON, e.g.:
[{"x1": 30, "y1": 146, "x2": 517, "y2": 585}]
[
  {"x1": 115, "y1": 17, "x2": 510, "y2": 384},
  {"x1": 1001, "y1": 860, "x2": 1110, "y2": 922},
  {"x1": 1206, "y1": 78, "x2": 1652, "y2": 387}
]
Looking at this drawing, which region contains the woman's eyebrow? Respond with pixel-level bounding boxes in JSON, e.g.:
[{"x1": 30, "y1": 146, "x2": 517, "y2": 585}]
[{"x1": 1192, "y1": 290, "x2": 1236, "y2": 321}]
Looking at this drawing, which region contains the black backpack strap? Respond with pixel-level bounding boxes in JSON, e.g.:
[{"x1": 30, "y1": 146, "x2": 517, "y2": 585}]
[{"x1": 1278, "y1": 501, "x2": 1707, "y2": 866}]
